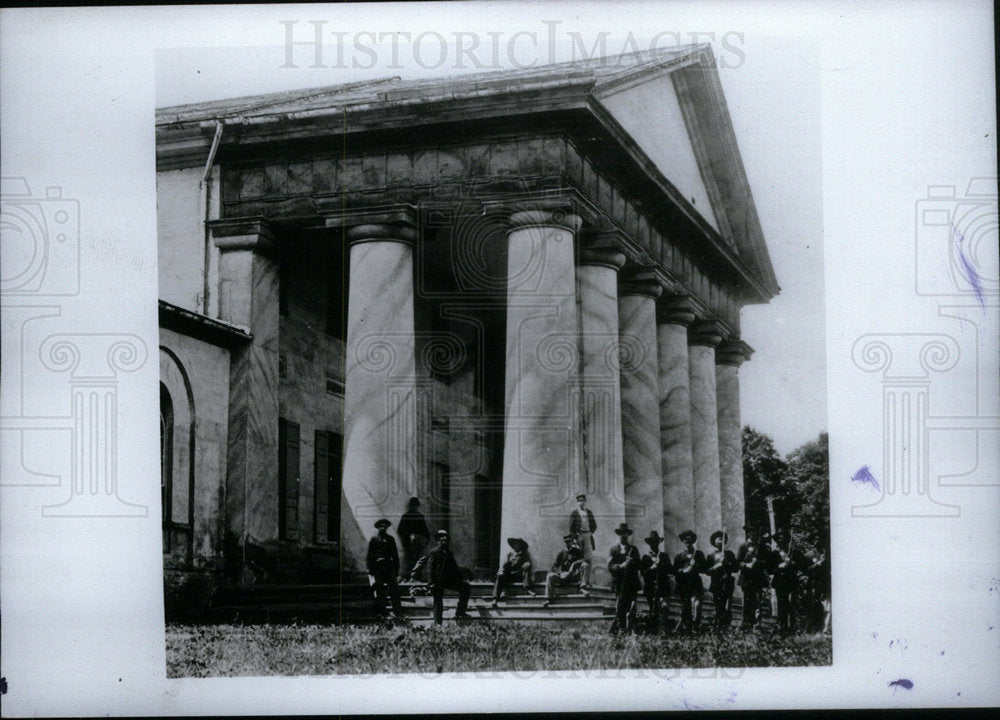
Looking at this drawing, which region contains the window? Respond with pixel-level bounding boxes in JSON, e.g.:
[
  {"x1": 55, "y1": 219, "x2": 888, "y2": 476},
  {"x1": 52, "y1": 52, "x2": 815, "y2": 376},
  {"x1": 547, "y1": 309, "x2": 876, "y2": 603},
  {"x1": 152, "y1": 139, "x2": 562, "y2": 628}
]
[
  {"x1": 278, "y1": 418, "x2": 300, "y2": 540},
  {"x1": 314, "y1": 430, "x2": 343, "y2": 543},
  {"x1": 160, "y1": 384, "x2": 173, "y2": 528},
  {"x1": 325, "y1": 374, "x2": 345, "y2": 396}
]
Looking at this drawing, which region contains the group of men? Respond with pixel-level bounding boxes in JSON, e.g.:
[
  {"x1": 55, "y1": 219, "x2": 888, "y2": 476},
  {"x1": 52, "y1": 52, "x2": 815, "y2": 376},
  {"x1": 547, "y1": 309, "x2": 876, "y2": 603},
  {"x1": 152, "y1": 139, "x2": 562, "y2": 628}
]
[
  {"x1": 367, "y1": 494, "x2": 830, "y2": 634},
  {"x1": 366, "y1": 500, "x2": 472, "y2": 626},
  {"x1": 607, "y1": 520, "x2": 830, "y2": 636}
]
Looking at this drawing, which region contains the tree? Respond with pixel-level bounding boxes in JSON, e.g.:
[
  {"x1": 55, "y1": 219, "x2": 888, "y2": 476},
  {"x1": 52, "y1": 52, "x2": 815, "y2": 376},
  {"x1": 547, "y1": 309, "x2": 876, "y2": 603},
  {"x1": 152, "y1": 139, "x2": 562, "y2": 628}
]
[
  {"x1": 742, "y1": 426, "x2": 788, "y2": 535},
  {"x1": 785, "y1": 432, "x2": 830, "y2": 552}
]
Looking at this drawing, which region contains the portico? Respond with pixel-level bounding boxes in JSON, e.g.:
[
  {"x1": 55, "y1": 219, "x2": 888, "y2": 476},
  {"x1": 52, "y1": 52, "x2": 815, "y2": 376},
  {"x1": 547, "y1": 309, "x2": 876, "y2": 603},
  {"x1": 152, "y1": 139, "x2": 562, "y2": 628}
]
[{"x1": 156, "y1": 44, "x2": 778, "y2": 584}]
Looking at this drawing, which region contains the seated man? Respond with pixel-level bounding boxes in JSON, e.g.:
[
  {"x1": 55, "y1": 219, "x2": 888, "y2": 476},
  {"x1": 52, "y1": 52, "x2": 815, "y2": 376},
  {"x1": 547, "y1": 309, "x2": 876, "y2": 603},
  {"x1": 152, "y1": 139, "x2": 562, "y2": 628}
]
[
  {"x1": 543, "y1": 533, "x2": 590, "y2": 607},
  {"x1": 490, "y1": 537, "x2": 535, "y2": 607}
]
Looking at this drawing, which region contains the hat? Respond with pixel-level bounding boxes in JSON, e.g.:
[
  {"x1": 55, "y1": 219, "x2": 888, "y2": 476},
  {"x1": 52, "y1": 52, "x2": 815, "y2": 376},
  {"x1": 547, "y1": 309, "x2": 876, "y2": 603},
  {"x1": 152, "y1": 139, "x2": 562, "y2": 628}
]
[
  {"x1": 563, "y1": 533, "x2": 576, "y2": 542},
  {"x1": 710, "y1": 530, "x2": 728, "y2": 547},
  {"x1": 374, "y1": 518, "x2": 392, "y2": 530},
  {"x1": 506, "y1": 537, "x2": 527, "y2": 551},
  {"x1": 435, "y1": 529, "x2": 449, "y2": 539},
  {"x1": 575, "y1": 493, "x2": 587, "y2": 502},
  {"x1": 644, "y1": 531, "x2": 662, "y2": 546},
  {"x1": 408, "y1": 496, "x2": 421, "y2": 507},
  {"x1": 678, "y1": 529, "x2": 697, "y2": 543},
  {"x1": 613, "y1": 523, "x2": 633, "y2": 537}
]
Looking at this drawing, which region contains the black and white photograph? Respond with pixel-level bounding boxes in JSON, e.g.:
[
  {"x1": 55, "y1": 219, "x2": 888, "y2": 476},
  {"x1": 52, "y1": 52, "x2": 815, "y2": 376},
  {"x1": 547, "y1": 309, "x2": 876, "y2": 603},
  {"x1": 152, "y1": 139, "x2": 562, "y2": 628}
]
[
  {"x1": 1, "y1": 1, "x2": 996, "y2": 715},
  {"x1": 155, "y1": 33, "x2": 830, "y2": 676}
]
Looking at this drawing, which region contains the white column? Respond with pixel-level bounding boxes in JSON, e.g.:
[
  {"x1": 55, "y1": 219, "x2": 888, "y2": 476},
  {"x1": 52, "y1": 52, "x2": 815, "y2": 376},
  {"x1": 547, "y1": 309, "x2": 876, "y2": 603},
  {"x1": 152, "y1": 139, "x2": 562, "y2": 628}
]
[
  {"x1": 336, "y1": 212, "x2": 419, "y2": 553},
  {"x1": 618, "y1": 268, "x2": 664, "y2": 538},
  {"x1": 576, "y1": 241, "x2": 627, "y2": 582},
  {"x1": 501, "y1": 207, "x2": 582, "y2": 570},
  {"x1": 657, "y1": 296, "x2": 697, "y2": 557},
  {"x1": 689, "y1": 320, "x2": 725, "y2": 549},
  {"x1": 717, "y1": 340, "x2": 753, "y2": 550}
]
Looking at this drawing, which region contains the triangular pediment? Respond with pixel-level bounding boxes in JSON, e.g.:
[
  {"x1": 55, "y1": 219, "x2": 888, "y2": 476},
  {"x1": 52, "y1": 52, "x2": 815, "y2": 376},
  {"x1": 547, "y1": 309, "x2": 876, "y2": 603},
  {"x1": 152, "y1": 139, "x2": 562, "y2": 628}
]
[{"x1": 592, "y1": 47, "x2": 779, "y2": 298}]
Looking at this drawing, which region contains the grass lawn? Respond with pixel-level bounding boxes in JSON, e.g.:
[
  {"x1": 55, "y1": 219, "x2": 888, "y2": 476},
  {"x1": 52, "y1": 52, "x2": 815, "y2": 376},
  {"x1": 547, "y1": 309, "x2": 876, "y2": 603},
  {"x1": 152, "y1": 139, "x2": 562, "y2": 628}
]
[{"x1": 166, "y1": 622, "x2": 832, "y2": 677}]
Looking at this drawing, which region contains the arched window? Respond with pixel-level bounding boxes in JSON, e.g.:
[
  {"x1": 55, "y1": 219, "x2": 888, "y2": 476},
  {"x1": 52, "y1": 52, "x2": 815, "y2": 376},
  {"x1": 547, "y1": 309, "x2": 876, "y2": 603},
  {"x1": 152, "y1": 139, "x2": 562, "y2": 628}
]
[{"x1": 160, "y1": 383, "x2": 174, "y2": 532}]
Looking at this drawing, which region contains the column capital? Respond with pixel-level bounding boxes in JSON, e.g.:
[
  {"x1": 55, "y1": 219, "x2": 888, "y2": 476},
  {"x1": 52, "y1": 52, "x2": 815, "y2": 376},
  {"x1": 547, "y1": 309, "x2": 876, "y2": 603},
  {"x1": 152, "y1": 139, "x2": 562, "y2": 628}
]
[
  {"x1": 325, "y1": 205, "x2": 419, "y2": 246},
  {"x1": 657, "y1": 295, "x2": 699, "y2": 327},
  {"x1": 210, "y1": 217, "x2": 278, "y2": 255},
  {"x1": 485, "y1": 197, "x2": 582, "y2": 233},
  {"x1": 689, "y1": 319, "x2": 728, "y2": 348},
  {"x1": 619, "y1": 266, "x2": 662, "y2": 299},
  {"x1": 717, "y1": 339, "x2": 755, "y2": 367}
]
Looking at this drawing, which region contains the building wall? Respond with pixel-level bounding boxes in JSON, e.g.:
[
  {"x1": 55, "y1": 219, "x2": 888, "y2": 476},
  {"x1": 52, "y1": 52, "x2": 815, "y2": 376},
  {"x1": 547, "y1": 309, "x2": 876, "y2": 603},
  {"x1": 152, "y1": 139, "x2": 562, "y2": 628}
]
[
  {"x1": 157, "y1": 167, "x2": 220, "y2": 315},
  {"x1": 159, "y1": 327, "x2": 231, "y2": 565}
]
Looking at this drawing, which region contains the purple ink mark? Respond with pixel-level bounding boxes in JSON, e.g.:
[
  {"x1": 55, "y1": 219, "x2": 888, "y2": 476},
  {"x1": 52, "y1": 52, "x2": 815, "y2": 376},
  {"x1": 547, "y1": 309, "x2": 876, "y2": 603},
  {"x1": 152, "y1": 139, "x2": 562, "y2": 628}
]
[
  {"x1": 952, "y1": 225, "x2": 985, "y2": 308},
  {"x1": 888, "y1": 679, "x2": 914, "y2": 691},
  {"x1": 852, "y1": 465, "x2": 879, "y2": 491}
]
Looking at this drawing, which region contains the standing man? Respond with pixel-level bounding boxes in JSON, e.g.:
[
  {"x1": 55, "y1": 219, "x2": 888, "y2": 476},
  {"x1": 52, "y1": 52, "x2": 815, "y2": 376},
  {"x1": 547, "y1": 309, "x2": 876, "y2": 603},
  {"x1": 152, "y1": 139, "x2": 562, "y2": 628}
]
[
  {"x1": 673, "y1": 529, "x2": 706, "y2": 633},
  {"x1": 639, "y1": 531, "x2": 673, "y2": 634},
  {"x1": 415, "y1": 529, "x2": 471, "y2": 625},
  {"x1": 490, "y1": 537, "x2": 535, "y2": 607},
  {"x1": 607, "y1": 523, "x2": 641, "y2": 634},
  {"x1": 706, "y1": 530, "x2": 737, "y2": 630},
  {"x1": 769, "y1": 529, "x2": 803, "y2": 634},
  {"x1": 543, "y1": 534, "x2": 590, "y2": 607},
  {"x1": 736, "y1": 529, "x2": 768, "y2": 631},
  {"x1": 397, "y1": 496, "x2": 430, "y2": 582},
  {"x1": 569, "y1": 493, "x2": 597, "y2": 588},
  {"x1": 366, "y1": 518, "x2": 404, "y2": 620}
]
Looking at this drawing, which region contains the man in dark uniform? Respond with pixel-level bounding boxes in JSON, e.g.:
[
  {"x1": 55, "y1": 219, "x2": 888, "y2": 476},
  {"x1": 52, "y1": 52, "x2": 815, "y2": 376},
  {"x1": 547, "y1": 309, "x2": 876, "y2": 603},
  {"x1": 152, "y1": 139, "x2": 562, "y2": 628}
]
[
  {"x1": 397, "y1": 496, "x2": 430, "y2": 582},
  {"x1": 639, "y1": 530, "x2": 673, "y2": 633},
  {"x1": 543, "y1": 533, "x2": 589, "y2": 607},
  {"x1": 490, "y1": 537, "x2": 535, "y2": 607},
  {"x1": 608, "y1": 523, "x2": 641, "y2": 634},
  {"x1": 413, "y1": 528, "x2": 471, "y2": 625},
  {"x1": 366, "y1": 518, "x2": 404, "y2": 620},
  {"x1": 569, "y1": 493, "x2": 597, "y2": 588},
  {"x1": 736, "y1": 528, "x2": 768, "y2": 631},
  {"x1": 769, "y1": 529, "x2": 804, "y2": 634},
  {"x1": 705, "y1": 530, "x2": 737, "y2": 630},
  {"x1": 673, "y1": 529, "x2": 706, "y2": 633}
]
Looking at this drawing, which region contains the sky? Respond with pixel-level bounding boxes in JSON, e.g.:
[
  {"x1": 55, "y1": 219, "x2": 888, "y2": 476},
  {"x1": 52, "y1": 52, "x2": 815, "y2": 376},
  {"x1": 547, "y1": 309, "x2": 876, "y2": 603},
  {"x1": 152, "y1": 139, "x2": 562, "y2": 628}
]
[{"x1": 156, "y1": 28, "x2": 826, "y2": 456}]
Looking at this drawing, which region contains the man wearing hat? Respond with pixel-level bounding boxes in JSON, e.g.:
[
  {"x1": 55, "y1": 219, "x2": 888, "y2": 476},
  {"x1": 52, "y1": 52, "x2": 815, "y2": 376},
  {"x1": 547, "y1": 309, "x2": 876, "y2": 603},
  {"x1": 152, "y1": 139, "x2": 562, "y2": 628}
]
[
  {"x1": 490, "y1": 537, "x2": 535, "y2": 607},
  {"x1": 706, "y1": 530, "x2": 738, "y2": 630},
  {"x1": 639, "y1": 531, "x2": 673, "y2": 633},
  {"x1": 568, "y1": 494, "x2": 597, "y2": 588},
  {"x1": 607, "y1": 523, "x2": 642, "y2": 634},
  {"x1": 397, "y1": 496, "x2": 430, "y2": 582},
  {"x1": 542, "y1": 534, "x2": 590, "y2": 607},
  {"x1": 416, "y1": 529, "x2": 471, "y2": 624},
  {"x1": 736, "y1": 528, "x2": 769, "y2": 631},
  {"x1": 673, "y1": 530, "x2": 706, "y2": 632},
  {"x1": 366, "y1": 518, "x2": 404, "y2": 620},
  {"x1": 768, "y1": 529, "x2": 804, "y2": 634}
]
